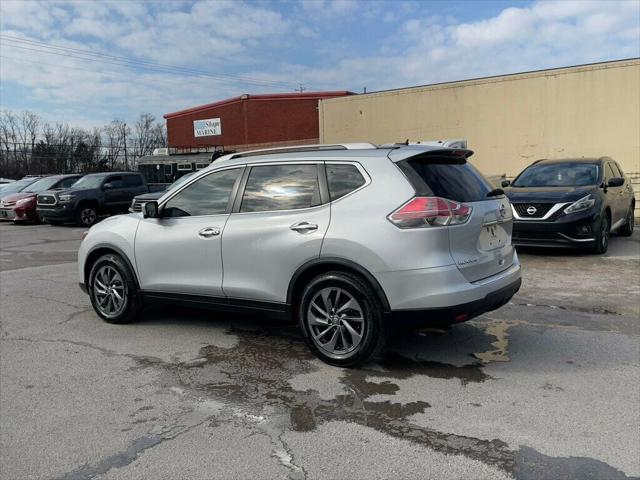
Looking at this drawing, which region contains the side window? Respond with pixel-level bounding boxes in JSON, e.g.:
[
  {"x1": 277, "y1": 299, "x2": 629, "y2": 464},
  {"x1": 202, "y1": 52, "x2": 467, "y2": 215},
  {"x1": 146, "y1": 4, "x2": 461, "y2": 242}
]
[
  {"x1": 124, "y1": 175, "x2": 143, "y2": 187},
  {"x1": 612, "y1": 162, "x2": 624, "y2": 177},
  {"x1": 604, "y1": 163, "x2": 616, "y2": 182},
  {"x1": 105, "y1": 176, "x2": 123, "y2": 188},
  {"x1": 60, "y1": 177, "x2": 78, "y2": 188},
  {"x1": 326, "y1": 163, "x2": 366, "y2": 200},
  {"x1": 163, "y1": 168, "x2": 240, "y2": 217},
  {"x1": 240, "y1": 164, "x2": 321, "y2": 213}
]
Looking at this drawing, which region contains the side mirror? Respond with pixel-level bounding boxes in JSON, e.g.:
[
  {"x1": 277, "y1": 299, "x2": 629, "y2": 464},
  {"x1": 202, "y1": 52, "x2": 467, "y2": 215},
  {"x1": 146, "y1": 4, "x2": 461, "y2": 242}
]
[
  {"x1": 607, "y1": 177, "x2": 624, "y2": 188},
  {"x1": 143, "y1": 201, "x2": 159, "y2": 218},
  {"x1": 501, "y1": 179, "x2": 511, "y2": 188},
  {"x1": 103, "y1": 182, "x2": 114, "y2": 190}
]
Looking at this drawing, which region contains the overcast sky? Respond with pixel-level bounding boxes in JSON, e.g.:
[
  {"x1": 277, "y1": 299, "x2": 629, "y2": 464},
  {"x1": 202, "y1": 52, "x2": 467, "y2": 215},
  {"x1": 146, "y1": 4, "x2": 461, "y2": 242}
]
[{"x1": 1, "y1": 0, "x2": 638, "y2": 128}]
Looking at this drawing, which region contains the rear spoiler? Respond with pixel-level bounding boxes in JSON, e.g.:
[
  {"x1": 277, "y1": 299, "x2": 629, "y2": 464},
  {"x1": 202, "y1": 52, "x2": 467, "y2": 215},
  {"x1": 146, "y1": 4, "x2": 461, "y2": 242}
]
[{"x1": 387, "y1": 146, "x2": 474, "y2": 163}]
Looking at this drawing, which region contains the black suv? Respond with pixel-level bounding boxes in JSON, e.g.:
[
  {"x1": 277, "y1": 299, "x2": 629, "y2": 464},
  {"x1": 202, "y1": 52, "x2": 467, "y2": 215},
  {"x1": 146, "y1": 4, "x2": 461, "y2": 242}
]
[
  {"x1": 503, "y1": 157, "x2": 635, "y2": 253},
  {"x1": 37, "y1": 172, "x2": 148, "y2": 227}
]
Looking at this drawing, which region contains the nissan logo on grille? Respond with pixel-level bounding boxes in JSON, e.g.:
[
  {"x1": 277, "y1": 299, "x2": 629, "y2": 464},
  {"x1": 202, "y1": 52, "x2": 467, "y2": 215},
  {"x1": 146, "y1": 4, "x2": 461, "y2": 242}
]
[{"x1": 526, "y1": 206, "x2": 537, "y2": 215}]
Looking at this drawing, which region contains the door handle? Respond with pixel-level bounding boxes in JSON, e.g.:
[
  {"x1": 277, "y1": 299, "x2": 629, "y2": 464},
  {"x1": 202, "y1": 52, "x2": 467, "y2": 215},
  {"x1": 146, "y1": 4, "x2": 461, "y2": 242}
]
[
  {"x1": 290, "y1": 221, "x2": 318, "y2": 233},
  {"x1": 198, "y1": 227, "x2": 220, "y2": 238}
]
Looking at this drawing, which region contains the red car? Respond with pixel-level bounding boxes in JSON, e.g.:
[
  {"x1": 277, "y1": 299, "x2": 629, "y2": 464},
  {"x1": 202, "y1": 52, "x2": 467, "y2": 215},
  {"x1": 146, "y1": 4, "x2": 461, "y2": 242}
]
[{"x1": 0, "y1": 174, "x2": 82, "y2": 223}]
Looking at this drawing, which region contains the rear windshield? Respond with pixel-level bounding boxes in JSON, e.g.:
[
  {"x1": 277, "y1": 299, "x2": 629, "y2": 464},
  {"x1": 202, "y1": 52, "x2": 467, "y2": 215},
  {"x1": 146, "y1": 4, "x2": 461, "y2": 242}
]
[
  {"x1": 512, "y1": 163, "x2": 599, "y2": 187},
  {"x1": 398, "y1": 156, "x2": 493, "y2": 202}
]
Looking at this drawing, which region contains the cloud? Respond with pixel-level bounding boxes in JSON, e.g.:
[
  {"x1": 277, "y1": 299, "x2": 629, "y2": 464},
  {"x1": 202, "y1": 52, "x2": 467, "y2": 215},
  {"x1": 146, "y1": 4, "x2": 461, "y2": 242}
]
[{"x1": 0, "y1": 0, "x2": 638, "y2": 128}]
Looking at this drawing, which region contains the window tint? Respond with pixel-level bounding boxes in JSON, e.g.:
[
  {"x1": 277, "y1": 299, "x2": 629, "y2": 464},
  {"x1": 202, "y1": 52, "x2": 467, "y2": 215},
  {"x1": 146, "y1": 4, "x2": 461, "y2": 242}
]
[
  {"x1": 327, "y1": 164, "x2": 366, "y2": 200},
  {"x1": 59, "y1": 177, "x2": 79, "y2": 188},
  {"x1": 163, "y1": 168, "x2": 240, "y2": 217},
  {"x1": 105, "y1": 176, "x2": 123, "y2": 188},
  {"x1": 399, "y1": 156, "x2": 492, "y2": 202},
  {"x1": 604, "y1": 163, "x2": 616, "y2": 181},
  {"x1": 512, "y1": 163, "x2": 599, "y2": 188},
  {"x1": 124, "y1": 175, "x2": 143, "y2": 187},
  {"x1": 612, "y1": 162, "x2": 624, "y2": 177},
  {"x1": 240, "y1": 164, "x2": 320, "y2": 212}
]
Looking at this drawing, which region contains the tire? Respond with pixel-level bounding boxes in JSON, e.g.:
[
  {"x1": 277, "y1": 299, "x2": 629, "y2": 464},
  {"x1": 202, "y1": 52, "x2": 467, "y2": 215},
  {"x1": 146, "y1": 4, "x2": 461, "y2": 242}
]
[
  {"x1": 298, "y1": 271, "x2": 386, "y2": 367},
  {"x1": 591, "y1": 212, "x2": 610, "y2": 254},
  {"x1": 618, "y1": 204, "x2": 635, "y2": 237},
  {"x1": 76, "y1": 204, "x2": 98, "y2": 227},
  {"x1": 88, "y1": 253, "x2": 141, "y2": 324}
]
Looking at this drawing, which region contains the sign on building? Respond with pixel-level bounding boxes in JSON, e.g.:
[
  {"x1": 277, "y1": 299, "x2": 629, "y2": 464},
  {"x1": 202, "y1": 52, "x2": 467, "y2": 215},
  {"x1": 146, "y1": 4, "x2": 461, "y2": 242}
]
[{"x1": 194, "y1": 118, "x2": 222, "y2": 137}]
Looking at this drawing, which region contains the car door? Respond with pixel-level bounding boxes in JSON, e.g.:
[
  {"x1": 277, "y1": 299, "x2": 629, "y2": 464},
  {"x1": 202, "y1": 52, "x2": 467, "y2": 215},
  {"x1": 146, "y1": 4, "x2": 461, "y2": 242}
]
[
  {"x1": 221, "y1": 162, "x2": 330, "y2": 303},
  {"x1": 134, "y1": 166, "x2": 243, "y2": 296},
  {"x1": 613, "y1": 161, "x2": 634, "y2": 220},
  {"x1": 102, "y1": 175, "x2": 126, "y2": 211},
  {"x1": 604, "y1": 162, "x2": 623, "y2": 224},
  {"x1": 122, "y1": 175, "x2": 145, "y2": 206}
]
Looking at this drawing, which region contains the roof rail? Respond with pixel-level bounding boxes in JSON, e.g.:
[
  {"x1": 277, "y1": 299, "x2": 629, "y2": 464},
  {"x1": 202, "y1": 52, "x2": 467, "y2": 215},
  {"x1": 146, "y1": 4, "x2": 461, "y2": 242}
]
[{"x1": 228, "y1": 143, "x2": 376, "y2": 159}]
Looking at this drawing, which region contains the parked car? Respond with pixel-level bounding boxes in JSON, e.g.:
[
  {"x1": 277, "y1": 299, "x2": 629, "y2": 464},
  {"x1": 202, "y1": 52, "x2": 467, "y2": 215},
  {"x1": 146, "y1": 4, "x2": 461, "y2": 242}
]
[
  {"x1": 503, "y1": 157, "x2": 635, "y2": 253},
  {"x1": 0, "y1": 174, "x2": 82, "y2": 223},
  {"x1": 0, "y1": 176, "x2": 45, "y2": 200},
  {"x1": 78, "y1": 143, "x2": 521, "y2": 367},
  {"x1": 37, "y1": 172, "x2": 148, "y2": 227},
  {"x1": 129, "y1": 172, "x2": 195, "y2": 213},
  {"x1": 0, "y1": 177, "x2": 15, "y2": 186}
]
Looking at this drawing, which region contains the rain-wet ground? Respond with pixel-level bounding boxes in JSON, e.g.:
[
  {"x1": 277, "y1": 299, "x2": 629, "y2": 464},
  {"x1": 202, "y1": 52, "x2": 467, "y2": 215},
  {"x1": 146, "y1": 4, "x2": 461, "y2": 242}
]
[{"x1": 1, "y1": 223, "x2": 638, "y2": 480}]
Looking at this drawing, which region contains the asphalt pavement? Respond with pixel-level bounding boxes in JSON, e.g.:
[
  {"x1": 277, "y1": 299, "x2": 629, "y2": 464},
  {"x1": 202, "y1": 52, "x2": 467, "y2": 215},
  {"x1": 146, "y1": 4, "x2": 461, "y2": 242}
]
[{"x1": 0, "y1": 221, "x2": 638, "y2": 480}]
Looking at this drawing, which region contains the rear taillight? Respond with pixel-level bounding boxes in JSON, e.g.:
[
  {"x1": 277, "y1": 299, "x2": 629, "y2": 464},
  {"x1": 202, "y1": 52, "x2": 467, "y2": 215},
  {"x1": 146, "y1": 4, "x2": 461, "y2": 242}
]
[{"x1": 388, "y1": 197, "x2": 472, "y2": 228}]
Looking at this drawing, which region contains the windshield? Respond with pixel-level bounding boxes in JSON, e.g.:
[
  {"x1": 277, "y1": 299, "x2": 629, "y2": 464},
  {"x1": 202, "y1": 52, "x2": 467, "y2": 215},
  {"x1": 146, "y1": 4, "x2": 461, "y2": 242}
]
[
  {"x1": 71, "y1": 175, "x2": 105, "y2": 189},
  {"x1": 24, "y1": 177, "x2": 62, "y2": 193},
  {"x1": 0, "y1": 177, "x2": 39, "y2": 195},
  {"x1": 170, "y1": 172, "x2": 194, "y2": 190},
  {"x1": 512, "y1": 163, "x2": 599, "y2": 187}
]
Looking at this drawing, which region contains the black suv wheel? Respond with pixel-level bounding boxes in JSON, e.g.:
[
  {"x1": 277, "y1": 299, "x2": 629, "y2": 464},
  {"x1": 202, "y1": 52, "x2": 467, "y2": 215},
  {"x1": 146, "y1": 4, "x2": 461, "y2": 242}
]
[
  {"x1": 298, "y1": 271, "x2": 385, "y2": 367},
  {"x1": 76, "y1": 204, "x2": 98, "y2": 227},
  {"x1": 592, "y1": 213, "x2": 610, "y2": 254},
  {"x1": 88, "y1": 253, "x2": 141, "y2": 324},
  {"x1": 618, "y1": 204, "x2": 635, "y2": 237}
]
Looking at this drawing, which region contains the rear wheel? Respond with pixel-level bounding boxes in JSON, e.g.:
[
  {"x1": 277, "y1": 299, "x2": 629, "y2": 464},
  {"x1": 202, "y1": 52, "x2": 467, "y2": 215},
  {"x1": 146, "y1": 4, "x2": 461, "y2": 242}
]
[
  {"x1": 298, "y1": 271, "x2": 385, "y2": 367},
  {"x1": 591, "y1": 213, "x2": 610, "y2": 254},
  {"x1": 76, "y1": 204, "x2": 98, "y2": 227},
  {"x1": 618, "y1": 205, "x2": 635, "y2": 237},
  {"x1": 88, "y1": 253, "x2": 141, "y2": 324}
]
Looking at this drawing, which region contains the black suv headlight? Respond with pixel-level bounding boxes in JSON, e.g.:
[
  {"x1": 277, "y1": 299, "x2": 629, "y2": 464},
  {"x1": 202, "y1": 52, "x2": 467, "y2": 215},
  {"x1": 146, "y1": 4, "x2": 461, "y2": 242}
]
[
  {"x1": 564, "y1": 194, "x2": 595, "y2": 215},
  {"x1": 58, "y1": 193, "x2": 75, "y2": 202}
]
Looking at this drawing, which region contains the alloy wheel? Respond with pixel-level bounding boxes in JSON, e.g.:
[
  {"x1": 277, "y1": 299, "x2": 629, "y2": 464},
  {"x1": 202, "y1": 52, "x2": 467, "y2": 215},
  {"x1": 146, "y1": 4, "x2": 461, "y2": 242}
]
[
  {"x1": 601, "y1": 216, "x2": 609, "y2": 250},
  {"x1": 93, "y1": 265, "x2": 127, "y2": 317},
  {"x1": 307, "y1": 287, "x2": 365, "y2": 356},
  {"x1": 81, "y1": 208, "x2": 96, "y2": 226}
]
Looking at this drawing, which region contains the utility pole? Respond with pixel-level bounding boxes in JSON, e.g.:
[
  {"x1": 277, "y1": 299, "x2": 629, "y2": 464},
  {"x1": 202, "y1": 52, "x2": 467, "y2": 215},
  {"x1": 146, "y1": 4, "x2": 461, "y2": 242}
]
[
  {"x1": 297, "y1": 84, "x2": 306, "y2": 93},
  {"x1": 123, "y1": 122, "x2": 128, "y2": 171}
]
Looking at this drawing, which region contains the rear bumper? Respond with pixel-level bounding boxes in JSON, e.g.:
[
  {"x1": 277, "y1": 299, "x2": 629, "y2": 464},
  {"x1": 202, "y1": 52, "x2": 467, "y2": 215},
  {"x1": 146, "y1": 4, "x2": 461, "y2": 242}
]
[
  {"x1": 512, "y1": 210, "x2": 598, "y2": 247},
  {"x1": 387, "y1": 276, "x2": 521, "y2": 328}
]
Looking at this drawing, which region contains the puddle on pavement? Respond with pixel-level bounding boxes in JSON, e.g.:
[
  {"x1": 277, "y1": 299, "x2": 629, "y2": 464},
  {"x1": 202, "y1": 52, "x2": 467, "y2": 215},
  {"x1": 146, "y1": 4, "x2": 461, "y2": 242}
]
[
  {"x1": 126, "y1": 321, "x2": 636, "y2": 479},
  {"x1": 471, "y1": 319, "x2": 522, "y2": 364},
  {"x1": 133, "y1": 325, "x2": 518, "y2": 473}
]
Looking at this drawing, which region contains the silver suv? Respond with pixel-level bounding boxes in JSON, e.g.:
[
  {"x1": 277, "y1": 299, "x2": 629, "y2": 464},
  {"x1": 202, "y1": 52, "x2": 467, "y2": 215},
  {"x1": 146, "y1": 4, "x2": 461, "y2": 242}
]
[{"x1": 78, "y1": 143, "x2": 521, "y2": 366}]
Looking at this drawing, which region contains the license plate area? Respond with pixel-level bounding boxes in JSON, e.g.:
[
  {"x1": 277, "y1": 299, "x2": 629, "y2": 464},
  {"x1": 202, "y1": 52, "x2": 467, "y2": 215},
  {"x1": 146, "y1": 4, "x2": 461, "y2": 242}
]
[{"x1": 479, "y1": 223, "x2": 508, "y2": 251}]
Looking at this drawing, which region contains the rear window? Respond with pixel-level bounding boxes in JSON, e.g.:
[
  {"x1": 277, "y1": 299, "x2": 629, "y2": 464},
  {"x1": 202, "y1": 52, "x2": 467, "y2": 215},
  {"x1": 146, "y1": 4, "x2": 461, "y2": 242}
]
[{"x1": 398, "y1": 156, "x2": 493, "y2": 202}]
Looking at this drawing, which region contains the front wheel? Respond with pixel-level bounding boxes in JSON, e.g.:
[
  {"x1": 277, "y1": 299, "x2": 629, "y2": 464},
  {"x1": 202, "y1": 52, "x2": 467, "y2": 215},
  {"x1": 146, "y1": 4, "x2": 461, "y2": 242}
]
[
  {"x1": 618, "y1": 205, "x2": 635, "y2": 237},
  {"x1": 88, "y1": 253, "x2": 141, "y2": 324},
  {"x1": 298, "y1": 271, "x2": 385, "y2": 367},
  {"x1": 76, "y1": 205, "x2": 98, "y2": 227},
  {"x1": 591, "y1": 213, "x2": 610, "y2": 254}
]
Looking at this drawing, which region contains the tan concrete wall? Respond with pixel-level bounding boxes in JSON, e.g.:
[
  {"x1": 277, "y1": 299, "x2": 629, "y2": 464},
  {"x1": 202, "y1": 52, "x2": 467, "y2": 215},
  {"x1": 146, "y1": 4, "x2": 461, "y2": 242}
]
[{"x1": 319, "y1": 60, "x2": 640, "y2": 177}]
